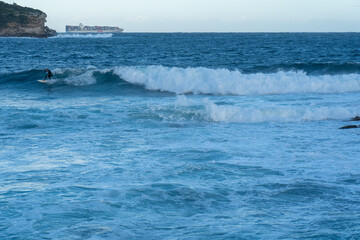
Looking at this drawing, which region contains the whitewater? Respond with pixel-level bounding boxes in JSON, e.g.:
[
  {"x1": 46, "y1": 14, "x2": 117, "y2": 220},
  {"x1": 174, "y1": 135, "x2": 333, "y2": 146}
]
[{"x1": 1, "y1": 33, "x2": 360, "y2": 239}]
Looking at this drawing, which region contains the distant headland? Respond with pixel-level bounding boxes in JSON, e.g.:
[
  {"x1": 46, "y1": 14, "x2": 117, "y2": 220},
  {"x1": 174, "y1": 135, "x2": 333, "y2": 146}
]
[{"x1": 0, "y1": 1, "x2": 56, "y2": 38}]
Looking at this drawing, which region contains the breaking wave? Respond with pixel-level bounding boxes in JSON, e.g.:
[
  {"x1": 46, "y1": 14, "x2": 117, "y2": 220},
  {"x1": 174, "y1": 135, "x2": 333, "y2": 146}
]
[
  {"x1": 1, "y1": 67, "x2": 360, "y2": 123},
  {"x1": 175, "y1": 95, "x2": 359, "y2": 123},
  {"x1": 2, "y1": 66, "x2": 360, "y2": 96},
  {"x1": 114, "y1": 66, "x2": 360, "y2": 95}
]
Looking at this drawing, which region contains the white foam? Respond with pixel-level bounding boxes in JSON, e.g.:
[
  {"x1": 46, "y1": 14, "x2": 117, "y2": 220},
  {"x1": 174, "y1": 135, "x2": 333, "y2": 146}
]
[
  {"x1": 114, "y1": 66, "x2": 360, "y2": 96},
  {"x1": 52, "y1": 33, "x2": 113, "y2": 38},
  {"x1": 46, "y1": 68, "x2": 96, "y2": 86},
  {"x1": 206, "y1": 103, "x2": 356, "y2": 123},
  {"x1": 63, "y1": 70, "x2": 96, "y2": 86},
  {"x1": 175, "y1": 95, "x2": 358, "y2": 123},
  {"x1": 52, "y1": 68, "x2": 79, "y2": 75}
]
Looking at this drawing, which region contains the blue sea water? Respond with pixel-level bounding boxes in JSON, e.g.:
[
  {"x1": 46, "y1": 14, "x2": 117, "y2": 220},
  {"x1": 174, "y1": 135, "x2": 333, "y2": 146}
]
[{"x1": 1, "y1": 33, "x2": 360, "y2": 239}]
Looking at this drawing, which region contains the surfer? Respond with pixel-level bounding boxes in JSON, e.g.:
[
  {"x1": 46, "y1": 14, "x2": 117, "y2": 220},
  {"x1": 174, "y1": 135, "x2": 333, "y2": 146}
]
[{"x1": 43, "y1": 68, "x2": 53, "y2": 80}]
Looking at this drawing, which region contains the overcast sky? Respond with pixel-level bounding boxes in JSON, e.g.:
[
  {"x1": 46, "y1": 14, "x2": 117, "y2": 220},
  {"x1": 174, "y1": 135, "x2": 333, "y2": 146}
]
[{"x1": 4, "y1": 0, "x2": 360, "y2": 32}]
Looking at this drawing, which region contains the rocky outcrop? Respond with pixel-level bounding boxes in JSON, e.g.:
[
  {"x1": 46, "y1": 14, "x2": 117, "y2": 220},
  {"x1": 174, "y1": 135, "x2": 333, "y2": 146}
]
[
  {"x1": 340, "y1": 116, "x2": 360, "y2": 129},
  {"x1": 0, "y1": 1, "x2": 56, "y2": 38},
  {"x1": 340, "y1": 125, "x2": 359, "y2": 129}
]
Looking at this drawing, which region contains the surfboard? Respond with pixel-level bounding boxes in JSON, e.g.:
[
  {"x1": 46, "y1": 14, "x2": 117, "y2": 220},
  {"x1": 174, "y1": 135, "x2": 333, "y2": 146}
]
[{"x1": 37, "y1": 80, "x2": 48, "y2": 83}]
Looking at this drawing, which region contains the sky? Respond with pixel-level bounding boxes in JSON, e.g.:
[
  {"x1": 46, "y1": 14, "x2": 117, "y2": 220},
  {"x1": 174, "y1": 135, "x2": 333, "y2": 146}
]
[{"x1": 4, "y1": 0, "x2": 360, "y2": 32}]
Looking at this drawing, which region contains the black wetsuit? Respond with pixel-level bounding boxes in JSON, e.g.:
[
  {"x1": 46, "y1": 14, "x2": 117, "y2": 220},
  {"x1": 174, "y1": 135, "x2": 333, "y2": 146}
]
[{"x1": 44, "y1": 70, "x2": 53, "y2": 80}]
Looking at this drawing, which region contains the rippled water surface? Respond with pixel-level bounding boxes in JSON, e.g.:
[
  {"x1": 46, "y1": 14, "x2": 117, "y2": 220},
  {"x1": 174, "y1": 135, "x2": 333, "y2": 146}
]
[{"x1": 1, "y1": 33, "x2": 360, "y2": 239}]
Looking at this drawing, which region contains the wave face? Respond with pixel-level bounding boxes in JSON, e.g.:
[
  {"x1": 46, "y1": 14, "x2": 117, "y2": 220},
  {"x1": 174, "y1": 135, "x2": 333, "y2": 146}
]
[{"x1": 115, "y1": 66, "x2": 360, "y2": 95}]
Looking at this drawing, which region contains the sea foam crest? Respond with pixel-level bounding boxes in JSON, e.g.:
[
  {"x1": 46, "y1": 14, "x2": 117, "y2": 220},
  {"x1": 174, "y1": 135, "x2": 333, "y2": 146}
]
[
  {"x1": 175, "y1": 95, "x2": 359, "y2": 123},
  {"x1": 205, "y1": 103, "x2": 356, "y2": 122},
  {"x1": 115, "y1": 66, "x2": 360, "y2": 95}
]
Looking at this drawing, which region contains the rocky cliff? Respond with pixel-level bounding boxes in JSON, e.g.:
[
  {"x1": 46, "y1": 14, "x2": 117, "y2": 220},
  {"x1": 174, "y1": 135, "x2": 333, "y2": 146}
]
[{"x1": 0, "y1": 1, "x2": 56, "y2": 38}]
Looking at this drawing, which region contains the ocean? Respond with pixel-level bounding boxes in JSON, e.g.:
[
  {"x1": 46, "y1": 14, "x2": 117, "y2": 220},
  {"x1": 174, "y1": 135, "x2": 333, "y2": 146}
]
[{"x1": 1, "y1": 33, "x2": 360, "y2": 239}]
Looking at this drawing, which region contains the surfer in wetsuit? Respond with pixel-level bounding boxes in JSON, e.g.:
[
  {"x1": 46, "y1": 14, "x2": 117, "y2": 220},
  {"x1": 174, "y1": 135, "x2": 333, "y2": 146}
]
[{"x1": 44, "y1": 68, "x2": 53, "y2": 80}]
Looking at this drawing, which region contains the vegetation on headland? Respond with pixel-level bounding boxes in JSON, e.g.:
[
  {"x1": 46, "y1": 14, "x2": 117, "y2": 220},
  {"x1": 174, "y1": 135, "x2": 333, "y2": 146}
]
[{"x1": 0, "y1": 1, "x2": 43, "y2": 27}]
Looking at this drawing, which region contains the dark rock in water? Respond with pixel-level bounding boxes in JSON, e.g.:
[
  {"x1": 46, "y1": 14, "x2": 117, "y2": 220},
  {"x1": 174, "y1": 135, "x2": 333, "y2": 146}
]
[
  {"x1": 351, "y1": 116, "x2": 360, "y2": 121},
  {"x1": 0, "y1": 1, "x2": 56, "y2": 38},
  {"x1": 339, "y1": 125, "x2": 359, "y2": 129}
]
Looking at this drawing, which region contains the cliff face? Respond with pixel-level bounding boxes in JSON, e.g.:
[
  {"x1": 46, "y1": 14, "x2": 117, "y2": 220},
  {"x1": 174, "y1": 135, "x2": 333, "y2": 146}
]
[{"x1": 0, "y1": 1, "x2": 56, "y2": 38}]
